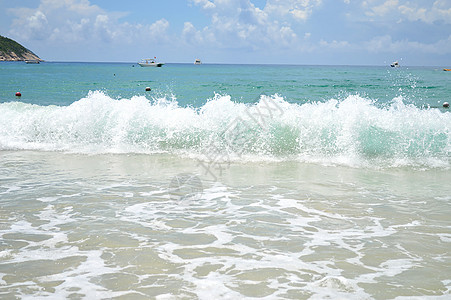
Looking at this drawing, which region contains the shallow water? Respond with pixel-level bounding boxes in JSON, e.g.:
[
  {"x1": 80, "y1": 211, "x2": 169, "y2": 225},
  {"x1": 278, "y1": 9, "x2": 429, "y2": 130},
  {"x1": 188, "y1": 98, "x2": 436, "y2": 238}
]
[{"x1": 0, "y1": 151, "x2": 450, "y2": 299}]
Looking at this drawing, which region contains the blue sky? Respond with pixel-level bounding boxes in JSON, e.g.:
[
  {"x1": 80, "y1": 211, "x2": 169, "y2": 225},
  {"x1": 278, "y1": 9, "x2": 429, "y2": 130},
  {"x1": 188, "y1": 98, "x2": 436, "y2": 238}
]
[{"x1": 1, "y1": 0, "x2": 450, "y2": 65}]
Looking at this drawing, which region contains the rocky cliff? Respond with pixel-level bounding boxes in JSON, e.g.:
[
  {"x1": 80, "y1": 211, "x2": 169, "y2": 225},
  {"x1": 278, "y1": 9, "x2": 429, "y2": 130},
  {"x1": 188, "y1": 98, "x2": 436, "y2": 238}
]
[{"x1": 0, "y1": 35, "x2": 41, "y2": 61}]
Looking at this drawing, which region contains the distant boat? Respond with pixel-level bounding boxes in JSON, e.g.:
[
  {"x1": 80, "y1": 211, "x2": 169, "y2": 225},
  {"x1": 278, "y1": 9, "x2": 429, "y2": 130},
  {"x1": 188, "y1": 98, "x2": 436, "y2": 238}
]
[
  {"x1": 25, "y1": 59, "x2": 40, "y2": 64},
  {"x1": 443, "y1": 68, "x2": 451, "y2": 71},
  {"x1": 390, "y1": 61, "x2": 400, "y2": 67},
  {"x1": 194, "y1": 59, "x2": 202, "y2": 65},
  {"x1": 138, "y1": 58, "x2": 164, "y2": 67}
]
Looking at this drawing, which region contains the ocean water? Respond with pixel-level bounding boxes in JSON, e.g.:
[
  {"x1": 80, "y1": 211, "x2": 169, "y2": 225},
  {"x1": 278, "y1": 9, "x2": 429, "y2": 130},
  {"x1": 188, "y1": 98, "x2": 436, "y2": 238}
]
[{"x1": 0, "y1": 62, "x2": 450, "y2": 299}]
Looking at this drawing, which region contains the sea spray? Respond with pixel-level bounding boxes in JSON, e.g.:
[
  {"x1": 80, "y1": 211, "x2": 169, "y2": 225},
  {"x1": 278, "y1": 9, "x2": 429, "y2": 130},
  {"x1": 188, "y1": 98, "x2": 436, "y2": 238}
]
[{"x1": 0, "y1": 91, "x2": 450, "y2": 168}]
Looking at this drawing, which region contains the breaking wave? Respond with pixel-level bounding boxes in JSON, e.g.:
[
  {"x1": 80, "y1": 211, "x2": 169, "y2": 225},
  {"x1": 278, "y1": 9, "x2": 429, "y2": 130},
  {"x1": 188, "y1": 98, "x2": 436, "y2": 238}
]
[{"x1": 1, "y1": 91, "x2": 450, "y2": 168}]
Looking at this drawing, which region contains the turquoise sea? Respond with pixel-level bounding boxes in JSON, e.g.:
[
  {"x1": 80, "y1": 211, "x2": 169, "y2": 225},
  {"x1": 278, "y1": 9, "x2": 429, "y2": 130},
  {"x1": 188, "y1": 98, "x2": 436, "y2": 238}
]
[{"x1": 0, "y1": 62, "x2": 450, "y2": 299}]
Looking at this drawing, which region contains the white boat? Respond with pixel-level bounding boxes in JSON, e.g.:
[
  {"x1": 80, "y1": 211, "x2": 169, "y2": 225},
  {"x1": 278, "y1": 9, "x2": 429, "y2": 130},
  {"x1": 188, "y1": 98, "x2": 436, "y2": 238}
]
[
  {"x1": 390, "y1": 61, "x2": 400, "y2": 67},
  {"x1": 25, "y1": 59, "x2": 40, "y2": 64},
  {"x1": 194, "y1": 59, "x2": 202, "y2": 65},
  {"x1": 138, "y1": 58, "x2": 164, "y2": 67}
]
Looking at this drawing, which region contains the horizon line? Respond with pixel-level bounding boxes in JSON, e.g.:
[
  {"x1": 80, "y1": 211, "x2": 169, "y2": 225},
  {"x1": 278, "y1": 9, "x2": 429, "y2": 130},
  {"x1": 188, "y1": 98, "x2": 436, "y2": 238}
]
[{"x1": 2, "y1": 60, "x2": 447, "y2": 68}]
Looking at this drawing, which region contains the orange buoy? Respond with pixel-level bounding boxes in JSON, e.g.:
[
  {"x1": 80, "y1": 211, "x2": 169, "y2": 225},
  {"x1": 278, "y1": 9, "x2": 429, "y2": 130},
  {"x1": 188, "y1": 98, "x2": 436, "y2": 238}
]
[{"x1": 15, "y1": 92, "x2": 21, "y2": 97}]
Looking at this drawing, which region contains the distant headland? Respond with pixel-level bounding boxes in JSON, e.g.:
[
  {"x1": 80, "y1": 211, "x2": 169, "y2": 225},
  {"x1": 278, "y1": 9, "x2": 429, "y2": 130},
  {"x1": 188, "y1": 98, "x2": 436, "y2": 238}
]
[{"x1": 0, "y1": 35, "x2": 41, "y2": 61}]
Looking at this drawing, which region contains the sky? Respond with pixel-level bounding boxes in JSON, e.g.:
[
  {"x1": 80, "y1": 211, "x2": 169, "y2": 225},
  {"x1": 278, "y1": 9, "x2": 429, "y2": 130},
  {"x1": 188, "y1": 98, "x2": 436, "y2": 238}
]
[{"x1": 1, "y1": 0, "x2": 450, "y2": 66}]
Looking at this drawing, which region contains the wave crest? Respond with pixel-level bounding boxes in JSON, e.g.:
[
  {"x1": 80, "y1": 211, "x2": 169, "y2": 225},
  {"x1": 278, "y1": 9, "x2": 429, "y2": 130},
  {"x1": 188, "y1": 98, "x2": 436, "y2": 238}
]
[{"x1": 1, "y1": 91, "x2": 450, "y2": 168}]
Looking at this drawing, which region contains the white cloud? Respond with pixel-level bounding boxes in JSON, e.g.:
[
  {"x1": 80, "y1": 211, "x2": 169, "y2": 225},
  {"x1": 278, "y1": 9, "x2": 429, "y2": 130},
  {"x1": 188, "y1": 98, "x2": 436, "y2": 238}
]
[
  {"x1": 364, "y1": 34, "x2": 451, "y2": 54},
  {"x1": 265, "y1": 0, "x2": 323, "y2": 21},
  {"x1": 9, "y1": 10, "x2": 50, "y2": 40},
  {"x1": 399, "y1": 0, "x2": 451, "y2": 24},
  {"x1": 146, "y1": 19, "x2": 170, "y2": 42},
  {"x1": 182, "y1": 22, "x2": 200, "y2": 42},
  {"x1": 8, "y1": 0, "x2": 102, "y2": 41},
  {"x1": 190, "y1": 0, "x2": 216, "y2": 10},
  {"x1": 8, "y1": 0, "x2": 171, "y2": 46},
  {"x1": 35, "y1": 0, "x2": 104, "y2": 16},
  {"x1": 187, "y1": 0, "x2": 317, "y2": 50},
  {"x1": 365, "y1": 0, "x2": 399, "y2": 16},
  {"x1": 363, "y1": 0, "x2": 451, "y2": 24},
  {"x1": 5, "y1": 0, "x2": 449, "y2": 64},
  {"x1": 319, "y1": 39, "x2": 351, "y2": 49},
  {"x1": 184, "y1": 0, "x2": 446, "y2": 57},
  {"x1": 364, "y1": 35, "x2": 394, "y2": 52}
]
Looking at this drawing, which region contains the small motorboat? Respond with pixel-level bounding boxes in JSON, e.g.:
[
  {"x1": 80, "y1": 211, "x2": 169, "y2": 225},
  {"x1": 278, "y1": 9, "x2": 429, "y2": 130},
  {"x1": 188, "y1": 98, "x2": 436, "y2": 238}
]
[
  {"x1": 25, "y1": 59, "x2": 40, "y2": 64},
  {"x1": 390, "y1": 61, "x2": 400, "y2": 67},
  {"x1": 138, "y1": 58, "x2": 164, "y2": 67},
  {"x1": 194, "y1": 59, "x2": 202, "y2": 65}
]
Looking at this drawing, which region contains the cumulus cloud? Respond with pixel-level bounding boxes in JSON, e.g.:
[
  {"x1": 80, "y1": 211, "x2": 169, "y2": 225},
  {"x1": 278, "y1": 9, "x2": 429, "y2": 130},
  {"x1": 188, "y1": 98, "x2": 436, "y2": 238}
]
[
  {"x1": 182, "y1": 21, "x2": 217, "y2": 46},
  {"x1": 365, "y1": 0, "x2": 399, "y2": 17},
  {"x1": 363, "y1": 0, "x2": 451, "y2": 24},
  {"x1": 182, "y1": 21, "x2": 200, "y2": 42},
  {"x1": 8, "y1": 0, "x2": 170, "y2": 46},
  {"x1": 187, "y1": 0, "x2": 319, "y2": 49},
  {"x1": 184, "y1": 0, "x2": 451, "y2": 57},
  {"x1": 399, "y1": 0, "x2": 451, "y2": 24},
  {"x1": 5, "y1": 0, "x2": 450, "y2": 63},
  {"x1": 364, "y1": 34, "x2": 451, "y2": 54},
  {"x1": 319, "y1": 39, "x2": 351, "y2": 49},
  {"x1": 265, "y1": 0, "x2": 323, "y2": 21},
  {"x1": 9, "y1": 10, "x2": 50, "y2": 40},
  {"x1": 190, "y1": 0, "x2": 216, "y2": 10}
]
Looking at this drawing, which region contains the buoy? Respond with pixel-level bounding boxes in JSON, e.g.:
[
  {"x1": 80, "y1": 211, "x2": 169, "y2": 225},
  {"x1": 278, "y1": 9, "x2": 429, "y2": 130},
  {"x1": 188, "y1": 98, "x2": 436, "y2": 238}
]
[
  {"x1": 15, "y1": 92, "x2": 21, "y2": 97},
  {"x1": 443, "y1": 102, "x2": 449, "y2": 108},
  {"x1": 145, "y1": 87, "x2": 151, "y2": 91}
]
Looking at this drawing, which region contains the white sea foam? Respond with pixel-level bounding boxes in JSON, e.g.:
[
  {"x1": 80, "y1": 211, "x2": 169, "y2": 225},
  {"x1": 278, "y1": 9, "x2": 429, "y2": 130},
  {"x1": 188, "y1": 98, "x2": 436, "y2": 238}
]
[
  {"x1": 0, "y1": 91, "x2": 450, "y2": 168},
  {"x1": 0, "y1": 155, "x2": 449, "y2": 299}
]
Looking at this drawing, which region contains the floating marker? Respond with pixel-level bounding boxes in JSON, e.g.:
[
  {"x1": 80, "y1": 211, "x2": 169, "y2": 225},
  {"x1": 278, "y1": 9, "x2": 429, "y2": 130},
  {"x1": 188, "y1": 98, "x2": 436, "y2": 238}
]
[
  {"x1": 145, "y1": 87, "x2": 151, "y2": 91},
  {"x1": 15, "y1": 92, "x2": 21, "y2": 97}
]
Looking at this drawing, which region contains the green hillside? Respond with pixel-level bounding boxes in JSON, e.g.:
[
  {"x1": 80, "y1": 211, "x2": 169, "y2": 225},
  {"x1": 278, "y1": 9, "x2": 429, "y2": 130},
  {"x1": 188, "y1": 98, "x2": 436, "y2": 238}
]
[{"x1": 0, "y1": 35, "x2": 40, "y2": 61}]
